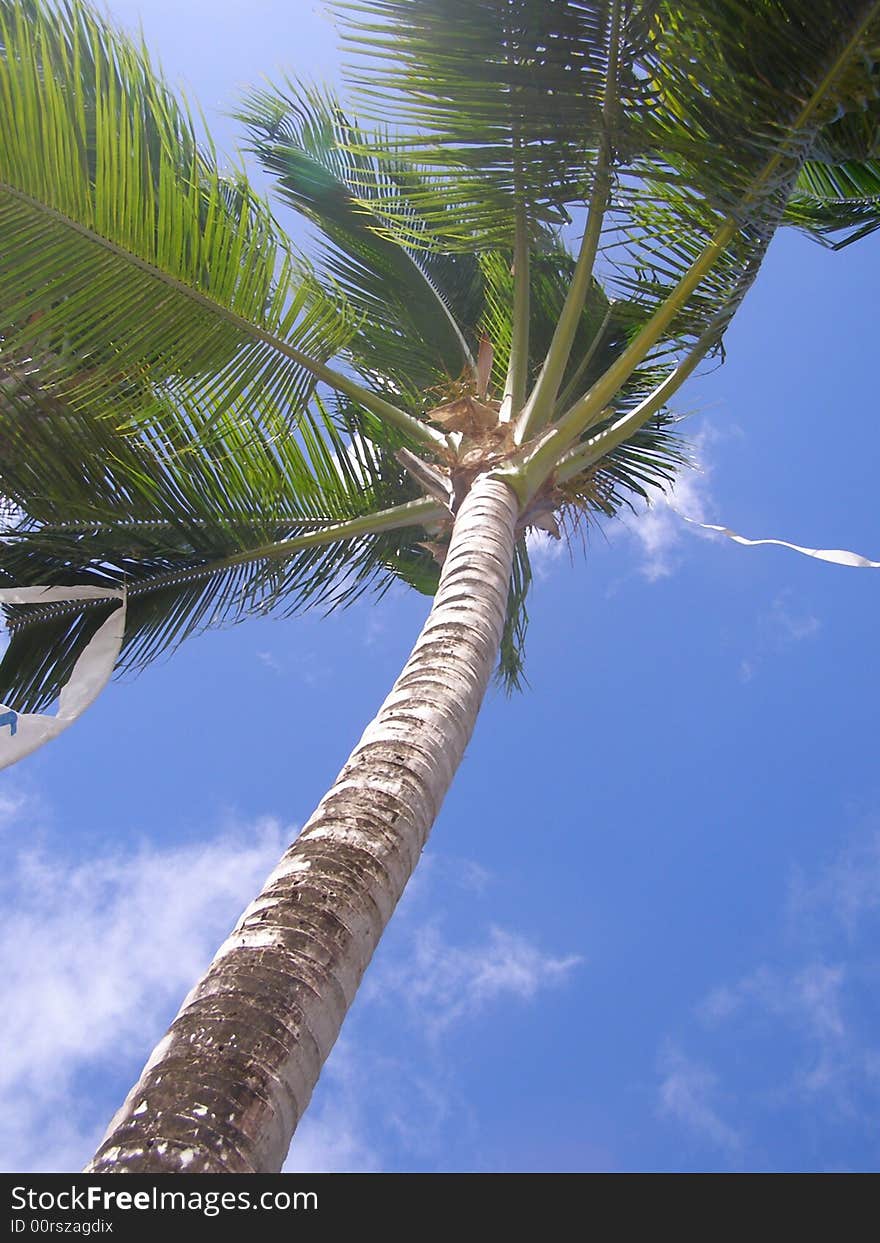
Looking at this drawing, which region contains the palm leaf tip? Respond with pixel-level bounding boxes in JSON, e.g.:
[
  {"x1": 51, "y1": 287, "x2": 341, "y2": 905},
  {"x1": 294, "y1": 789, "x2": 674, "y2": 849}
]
[
  {"x1": 783, "y1": 156, "x2": 880, "y2": 249},
  {"x1": 495, "y1": 537, "x2": 532, "y2": 695}
]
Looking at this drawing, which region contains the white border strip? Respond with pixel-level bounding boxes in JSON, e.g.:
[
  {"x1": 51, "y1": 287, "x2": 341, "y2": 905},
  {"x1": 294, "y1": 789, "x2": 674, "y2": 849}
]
[
  {"x1": 0, "y1": 586, "x2": 126, "y2": 769},
  {"x1": 677, "y1": 515, "x2": 880, "y2": 568}
]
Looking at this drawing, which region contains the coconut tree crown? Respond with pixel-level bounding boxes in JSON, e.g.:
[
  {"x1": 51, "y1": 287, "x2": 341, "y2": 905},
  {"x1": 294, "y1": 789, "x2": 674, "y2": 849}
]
[{"x1": 1, "y1": 0, "x2": 879, "y2": 715}]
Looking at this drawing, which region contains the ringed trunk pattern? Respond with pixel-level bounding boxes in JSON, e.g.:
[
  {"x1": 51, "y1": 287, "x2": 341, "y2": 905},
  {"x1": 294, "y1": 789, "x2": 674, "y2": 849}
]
[{"x1": 87, "y1": 474, "x2": 520, "y2": 1173}]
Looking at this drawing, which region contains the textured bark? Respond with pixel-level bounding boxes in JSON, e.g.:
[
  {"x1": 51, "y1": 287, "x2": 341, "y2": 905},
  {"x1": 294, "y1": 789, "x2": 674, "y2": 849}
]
[{"x1": 87, "y1": 474, "x2": 519, "y2": 1173}]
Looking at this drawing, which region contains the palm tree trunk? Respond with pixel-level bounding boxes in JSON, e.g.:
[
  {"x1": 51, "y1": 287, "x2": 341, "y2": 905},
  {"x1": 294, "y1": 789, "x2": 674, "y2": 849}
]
[{"x1": 86, "y1": 473, "x2": 520, "y2": 1173}]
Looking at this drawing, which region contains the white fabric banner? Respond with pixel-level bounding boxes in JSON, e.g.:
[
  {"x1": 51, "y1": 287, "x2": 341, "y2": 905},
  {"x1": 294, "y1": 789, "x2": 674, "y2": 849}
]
[
  {"x1": 678, "y1": 515, "x2": 880, "y2": 568},
  {"x1": 0, "y1": 585, "x2": 126, "y2": 770}
]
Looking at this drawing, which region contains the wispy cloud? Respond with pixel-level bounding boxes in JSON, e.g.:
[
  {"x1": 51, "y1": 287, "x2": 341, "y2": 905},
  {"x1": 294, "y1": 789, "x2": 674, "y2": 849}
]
[
  {"x1": 737, "y1": 589, "x2": 822, "y2": 682},
  {"x1": 0, "y1": 785, "x2": 584, "y2": 1173},
  {"x1": 364, "y1": 922, "x2": 582, "y2": 1038},
  {"x1": 0, "y1": 800, "x2": 286, "y2": 1172},
  {"x1": 0, "y1": 784, "x2": 29, "y2": 831},
  {"x1": 614, "y1": 421, "x2": 733, "y2": 582},
  {"x1": 528, "y1": 427, "x2": 714, "y2": 583},
  {"x1": 624, "y1": 465, "x2": 714, "y2": 582},
  {"x1": 657, "y1": 1046, "x2": 741, "y2": 1155},
  {"x1": 788, "y1": 828, "x2": 880, "y2": 939},
  {"x1": 285, "y1": 1099, "x2": 381, "y2": 1174},
  {"x1": 526, "y1": 528, "x2": 569, "y2": 578},
  {"x1": 289, "y1": 856, "x2": 583, "y2": 1169},
  {"x1": 255, "y1": 647, "x2": 331, "y2": 685},
  {"x1": 767, "y1": 593, "x2": 821, "y2": 644},
  {"x1": 284, "y1": 1040, "x2": 381, "y2": 1174},
  {"x1": 700, "y1": 963, "x2": 846, "y2": 1044},
  {"x1": 284, "y1": 1036, "x2": 468, "y2": 1172},
  {"x1": 525, "y1": 420, "x2": 732, "y2": 584},
  {"x1": 698, "y1": 961, "x2": 861, "y2": 1104},
  {"x1": 660, "y1": 820, "x2": 880, "y2": 1164}
]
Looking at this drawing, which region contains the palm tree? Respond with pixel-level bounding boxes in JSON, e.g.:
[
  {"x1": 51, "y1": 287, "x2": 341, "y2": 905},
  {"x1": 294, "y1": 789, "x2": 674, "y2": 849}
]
[{"x1": 1, "y1": 0, "x2": 878, "y2": 1172}]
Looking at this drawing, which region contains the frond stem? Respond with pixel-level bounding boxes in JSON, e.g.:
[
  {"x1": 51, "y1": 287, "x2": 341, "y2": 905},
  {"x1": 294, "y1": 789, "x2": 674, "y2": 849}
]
[
  {"x1": 10, "y1": 498, "x2": 449, "y2": 625},
  {"x1": 555, "y1": 330, "x2": 715, "y2": 483},
  {"x1": 199, "y1": 496, "x2": 448, "y2": 572},
  {"x1": 500, "y1": 196, "x2": 531, "y2": 421},
  {"x1": 512, "y1": 0, "x2": 621, "y2": 444},
  {"x1": 513, "y1": 222, "x2": 735, "y2": 497},
  {"x1": 0, "y1": 181, "x2": 450, "y2": 454},
  {"x1": 553, "y1": 304, "x2": 613, "y2": 415}
]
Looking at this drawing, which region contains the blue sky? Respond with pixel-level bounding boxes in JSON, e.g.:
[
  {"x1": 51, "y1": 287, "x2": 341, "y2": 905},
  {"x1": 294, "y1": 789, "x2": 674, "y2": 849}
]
[{"x1": 1, "y1": 1, "x2": 879, "y2": 1174}]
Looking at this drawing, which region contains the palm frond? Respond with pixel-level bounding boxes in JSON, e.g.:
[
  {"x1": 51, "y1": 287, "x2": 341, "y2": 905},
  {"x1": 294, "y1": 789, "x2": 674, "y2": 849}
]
[
  {"x1": 238, "y1": 80, "x2": 483, "y2": 391},
  {"x1": 556, "y1": 402, "x2": 688, "y2": 516},
  {"x1": 783, "y1": 157, "x2": 880, "y2": 249},
  {"x1": 0, "y1": 0, "x2": 358, "y2": 518},
  {"x1": 496, "y1": 537, "x2": 532, "y2": 693},
  {"x1": 328, "y1": 0, "x2": 625, "y2": 246},
  {"x1": 0, "y1": 518, "x2": 433, "y2": 711},
  {"x1": 605, "y1": 0, "x2": 880, "y2": 346},
  {"x1": 325, "y1": 0, "x2": 879, "y2": 387},
  {"x1": 0, "y1": 392, "x2": 446, "y2": 709}
]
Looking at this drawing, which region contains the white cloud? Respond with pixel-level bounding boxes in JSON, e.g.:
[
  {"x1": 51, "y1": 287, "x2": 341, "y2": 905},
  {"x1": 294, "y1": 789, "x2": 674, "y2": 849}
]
[
  {"x1": 0, "y1": 804, "x2": 287, "y2": 1172},
  {"x1": 0, "y1": 771, "x2": 584, "y2": 1175},
  {"x1": 526, "y1": 528, "x2": 569, "y2": 578},
  {"x1": 697, "y1": 961, "x2": 863, "y2": 1106},
  {"x1": 363, "y1": 612, "x2": 388, "y2": 647},
  {"x1": 792, "y1": 964, "x2": 847, "y2": 1043},
  {"x1": 363, "y1": 922, "x2": 582, "y2": 1037},
  {"x1": 285, "y1": 1102, "x2": 380, "y2": 1174},
  {"x1": 404, "y1": 851, "x2": 493, "y2": 899},
  {"x1": 0, "y1": 785, "x2": 29, "y2": 831},
  {"x1": 614, "y1": 419, "x2": 732, "y2": 582},
  {"x1": 789, "y1": 829, "x2": 880, "y2": 938},
  {"x1": 526, "y1": 436, "x2": 716, "y2": 585},
  {"x1": 624, "y1": 465, "x2": 715, "y2": 582},
  {"x1": 283, "y1": 1037, "x2": 468, "y2": 1172},
  {"x1": 738, "y1": 658, "x2": 756, "y2": 684},
  {"x1": 766, "y1": 591, "x2": 821, "y2": 645},
  {"x1": 687, "y1": 820, "x2": 880, "y2": 1135},
  {"x1": 328, "y1": 430, "x2": 382, "y2": 489},
  {"x1": 284, "y1": 857, "x2": 584, "y2": 1168},
  {"x1": 255, "y1": 646, "x2": 330, "y2": 685},
  {"x1": 735, "y1": 589, "x2": 822, "y2": 683},
  {"x1": 700, "y1": 963, "x2": 846, "y2": 1044},
  {"x1": 657, "y1": 1047, "x2": 741, "y2": 1155},
  {"x1": 0, "y1": 785, "x2": 584, "y2": 1174}
]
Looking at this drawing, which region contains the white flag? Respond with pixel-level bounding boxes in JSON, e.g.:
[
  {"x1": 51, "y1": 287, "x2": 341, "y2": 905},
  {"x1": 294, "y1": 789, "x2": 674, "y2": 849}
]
[{"x1": 0, "y1": 585, "x2": 126, "y2": 770}]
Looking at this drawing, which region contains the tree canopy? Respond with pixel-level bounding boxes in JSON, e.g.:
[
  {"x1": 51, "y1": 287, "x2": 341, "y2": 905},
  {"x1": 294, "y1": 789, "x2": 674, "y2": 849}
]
[{"x1": 2, "y1": 0, "x2": 878, "y2": 720}]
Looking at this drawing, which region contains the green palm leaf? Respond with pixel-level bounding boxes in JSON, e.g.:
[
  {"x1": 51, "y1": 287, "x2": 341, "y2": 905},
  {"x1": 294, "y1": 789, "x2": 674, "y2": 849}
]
[
  {"x1": 0, "y1": 394, "x2": 446, "y2": 709},
  {"x1": 783, "y1": 157, "x2": 880, "y2": 249},
  {"x1": 0, "y1": 0, "x2": 363, "y2": 519},
  {"x1": 238, "y1": 80, "x2": 483, "y2": 392},
  {"x1": 328, "y1": 0, "x2": 622, "y2": 247},
  {"x1": 605, "y1": 1, "x2": 880, "y2": 335}
]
